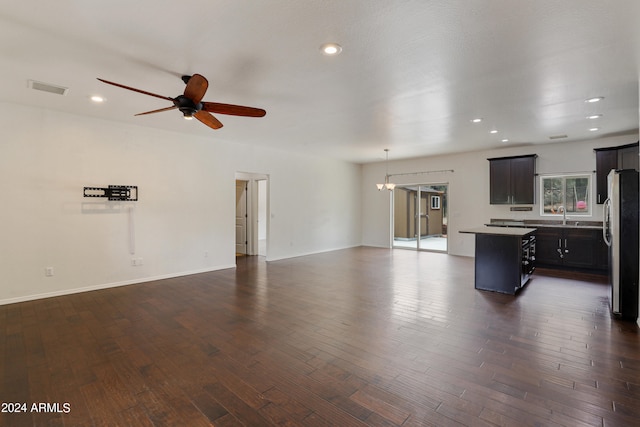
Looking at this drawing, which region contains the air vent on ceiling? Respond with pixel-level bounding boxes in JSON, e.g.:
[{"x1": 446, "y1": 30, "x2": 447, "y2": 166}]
[
  {"x1": 27, "y1": 79, "x2": 69, "y2": 96},
  {"x1": 549, "y1": 134, "x2": 568, "y2": 140}
]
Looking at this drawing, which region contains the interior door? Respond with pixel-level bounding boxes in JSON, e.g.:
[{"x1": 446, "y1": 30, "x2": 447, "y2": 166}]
[{"x1": 235, "y1": 180, "x2": 248, "y2": 254}]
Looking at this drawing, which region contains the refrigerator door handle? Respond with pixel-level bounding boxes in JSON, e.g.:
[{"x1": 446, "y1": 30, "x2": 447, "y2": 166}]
[{"x1": 602, "y1": 198, "x2": 612, "y2": 247}]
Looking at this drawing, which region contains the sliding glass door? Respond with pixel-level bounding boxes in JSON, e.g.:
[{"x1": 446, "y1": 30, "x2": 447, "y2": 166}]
[{"x1": 393, "y1": 184, "x2": 448, "y2": 252}]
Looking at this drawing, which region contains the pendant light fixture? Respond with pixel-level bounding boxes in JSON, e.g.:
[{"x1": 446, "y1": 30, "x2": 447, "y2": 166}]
[{"x1": 376, "y1": 149, "x2": 396, "y2": 191}]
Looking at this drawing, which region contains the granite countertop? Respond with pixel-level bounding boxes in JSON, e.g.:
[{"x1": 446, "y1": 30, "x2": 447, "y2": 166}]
[
  {"x1": 487, "y1": 219, "x2": 603, "y2": 230},
  {"x1": 459, "y1": 227, "x2": 537, "y2": 236}
]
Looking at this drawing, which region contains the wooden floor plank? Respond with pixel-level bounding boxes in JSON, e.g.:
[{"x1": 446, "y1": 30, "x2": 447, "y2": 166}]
[{"x1": 1, "y1": 247, "x2": 639, "y2": 426}]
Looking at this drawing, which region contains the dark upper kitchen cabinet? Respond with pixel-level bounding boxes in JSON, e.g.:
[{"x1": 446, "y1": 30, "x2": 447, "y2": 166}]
[
  {"x1": 489, "y1": 158, "x2": 511, "y2": 204},
  {"x1": 595, "y1": 149, "x2": 618, "y2": 204},
  {"x1": 594, "y1": 142, "x2": 639, "y2": 204},
  {"x1": 618, "y1": 143, "x2": 640, "y2": 169},
  {"x1": 535, "y1": 226, "x2": 607, "y2": 272},
  {"x1": 488, "y1": 154, "x2": 536, "y2": 204}
]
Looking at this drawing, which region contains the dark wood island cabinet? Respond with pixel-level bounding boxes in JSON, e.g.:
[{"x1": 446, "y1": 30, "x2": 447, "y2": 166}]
[{"x1": 460, "y1": 227, "x2": 536, "y2": 295}]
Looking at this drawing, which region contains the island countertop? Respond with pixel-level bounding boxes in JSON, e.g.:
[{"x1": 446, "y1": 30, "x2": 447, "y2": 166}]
[{"x1": 459, "y1": 226, "x2": 537, "y2": 236}]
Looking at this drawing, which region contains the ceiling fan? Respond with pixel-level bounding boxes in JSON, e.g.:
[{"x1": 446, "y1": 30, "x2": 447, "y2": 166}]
[{"x1": 97, "y1": 74, "x2": 266, "y2": 130}]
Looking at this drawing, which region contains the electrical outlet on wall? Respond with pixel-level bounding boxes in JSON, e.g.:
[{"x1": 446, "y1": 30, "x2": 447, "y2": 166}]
[
  {"x1": 131, "y1": 258, "x2": 144, "y2": 266},
  {"x1": 45, "y1": 267, "x2": 54, "y2": 277}
]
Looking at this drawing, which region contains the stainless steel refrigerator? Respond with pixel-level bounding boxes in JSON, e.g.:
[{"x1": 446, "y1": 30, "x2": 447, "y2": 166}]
[{"x1": 603, "y1": 169, "x2": 639, "y2": 319}]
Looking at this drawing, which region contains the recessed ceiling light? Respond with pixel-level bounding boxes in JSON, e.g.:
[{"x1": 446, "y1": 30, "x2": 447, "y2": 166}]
[
  {"x1": 501, "y1": 139, "x2": 509, "y2": 143},
  {"x1": 471, "y1": 118, "x2": 482, "y2": 123},
  {"x1": 585, "y1": 96, "x2": 604, "y2": 103},
  {"x1": 489, "y1": 130, "x2": 498, "y2": 134},
  {"x1": 586, "y1": 114, "x2": 602, "y2": 119},
  {"x1": 589, "y1": 127, "x2": 599, "y2": 132},
  {"x1": 320, "y1": 43, "x2": 342, "y2": 56},
  {"x1": 90, "y1": 95, "x2": 105, "y2": 103}
]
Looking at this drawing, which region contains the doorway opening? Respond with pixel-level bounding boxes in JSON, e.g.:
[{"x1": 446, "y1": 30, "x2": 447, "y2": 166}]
[
  {"x1": 392, "y1": 183, "x2": 448, "y2": 252},
  {"x1": 235, "y1": 172, "x2": 269, "y2": 259}
]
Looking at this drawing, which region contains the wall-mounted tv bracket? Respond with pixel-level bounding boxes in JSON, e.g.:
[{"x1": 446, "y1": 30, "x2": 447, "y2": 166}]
[{"x1": 83, "y1": 185, "x2": 138, "y2": 201}]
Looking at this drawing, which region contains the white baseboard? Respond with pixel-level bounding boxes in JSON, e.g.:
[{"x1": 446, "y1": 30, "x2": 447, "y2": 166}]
[{"x1": 0, "y1": 264, "x2": 236, "y2": 306}]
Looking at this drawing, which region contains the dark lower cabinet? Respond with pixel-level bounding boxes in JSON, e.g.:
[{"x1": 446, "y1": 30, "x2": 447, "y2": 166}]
[
  {"x1": 563, "y1": 228, "x2": 597, "y2": 269},
  {"x1": 535, "y1": 227, "x2": 607, "y2": 272},
  {"x1": 535, "y1": 228, "x2": 564, "y2": 267}
]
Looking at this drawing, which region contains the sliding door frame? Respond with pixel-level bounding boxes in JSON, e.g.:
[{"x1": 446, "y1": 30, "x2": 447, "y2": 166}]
[{"x1": 391, "y1": 182, "x2": 448, "y2": 253}]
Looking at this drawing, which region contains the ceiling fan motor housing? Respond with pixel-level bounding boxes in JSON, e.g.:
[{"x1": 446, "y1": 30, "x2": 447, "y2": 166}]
[{"x1": 174, "y1": 95, "x2": 202, "y2": 117}]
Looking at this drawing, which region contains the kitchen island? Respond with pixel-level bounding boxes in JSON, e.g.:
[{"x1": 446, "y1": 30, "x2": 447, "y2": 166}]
[{"x1": 460, "y1": 227, "x2": 536, "y2": 295}]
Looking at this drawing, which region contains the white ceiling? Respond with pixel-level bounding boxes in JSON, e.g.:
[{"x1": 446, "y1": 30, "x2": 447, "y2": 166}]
[{"x1": 1, "y1": 1, "x2": 639, "y2": 163}]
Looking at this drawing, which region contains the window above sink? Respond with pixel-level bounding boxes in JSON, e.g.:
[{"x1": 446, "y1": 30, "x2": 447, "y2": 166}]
[{"x1": 540, "y1": 174, "x2": 592, "y2": 217}]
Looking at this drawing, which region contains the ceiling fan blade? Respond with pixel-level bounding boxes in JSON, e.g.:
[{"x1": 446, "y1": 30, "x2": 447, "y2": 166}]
[
  {"x1": 201, "y1": 102, "x2": 266, "y2": 117},
  {"x1": 194, "y1": 111, "x2": 223, "y2": 129},
  {"x1": 134, "y1": 106, "x2": 177, "y2": 116},
  {"x1": 97, "y1": 78, "x2": 174, "y2": 101},
  {"x1": 183, "y1": 74, "x2": 208, "y2": 104}
]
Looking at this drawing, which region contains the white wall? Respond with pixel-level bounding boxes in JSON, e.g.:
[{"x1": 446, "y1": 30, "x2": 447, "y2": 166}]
[
  {"x1": 362, "y1": 134, "x2": 638, "y2": 257},
  {"x1": 0, "y1": 101, "x2": 362, "y2": 304}
]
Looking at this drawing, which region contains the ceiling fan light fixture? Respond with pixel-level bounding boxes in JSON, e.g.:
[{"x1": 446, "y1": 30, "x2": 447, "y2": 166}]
[{"x1": 180, "y1": 105, "x2": 197, "y2": 120}]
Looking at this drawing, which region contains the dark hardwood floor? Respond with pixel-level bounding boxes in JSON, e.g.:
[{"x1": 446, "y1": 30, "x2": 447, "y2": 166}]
[{"x1": 1, "y1": 247, "x2": 639, "y2": 426}]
